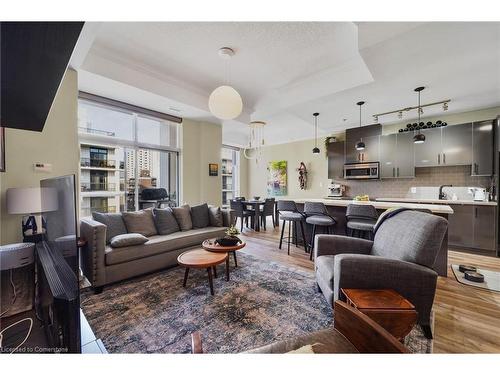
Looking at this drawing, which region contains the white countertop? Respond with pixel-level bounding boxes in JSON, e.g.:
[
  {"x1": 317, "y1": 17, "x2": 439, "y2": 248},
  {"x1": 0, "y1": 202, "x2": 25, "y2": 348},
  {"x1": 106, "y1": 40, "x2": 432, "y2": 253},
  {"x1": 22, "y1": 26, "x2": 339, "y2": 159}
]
[
  {"x1": 376, "y1": 197, "x2": 497, "y2": 206},
  {"x1": 290, "y1": 198, "x2": 454, "y2": 214}
]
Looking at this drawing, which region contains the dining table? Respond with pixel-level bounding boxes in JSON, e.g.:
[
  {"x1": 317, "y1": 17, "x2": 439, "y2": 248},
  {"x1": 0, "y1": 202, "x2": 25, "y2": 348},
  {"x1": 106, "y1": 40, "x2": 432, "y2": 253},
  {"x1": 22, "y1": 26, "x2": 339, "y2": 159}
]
[{"x1": 240, "y1": 199, "x2": 278, "y2": 232}]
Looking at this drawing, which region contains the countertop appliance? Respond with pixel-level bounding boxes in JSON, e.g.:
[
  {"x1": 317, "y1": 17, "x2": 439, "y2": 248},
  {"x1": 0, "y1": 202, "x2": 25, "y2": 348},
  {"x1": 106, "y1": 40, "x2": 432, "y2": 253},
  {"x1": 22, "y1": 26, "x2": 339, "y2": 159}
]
[
  {"x1": 472, "y1": 188, "x2": 487, "y2": 201},
  {"x1": 328, "y1": 183, "x2": 345, "y2": 197},
  {"x1": 344, "y1": 162, "x2": 380, "y2": 180}
]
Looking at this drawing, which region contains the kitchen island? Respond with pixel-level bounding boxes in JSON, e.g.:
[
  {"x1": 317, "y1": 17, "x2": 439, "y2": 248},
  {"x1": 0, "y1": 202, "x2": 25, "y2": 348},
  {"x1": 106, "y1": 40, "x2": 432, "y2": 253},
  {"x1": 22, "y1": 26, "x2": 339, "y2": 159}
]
[{"x1": 287, "y1": 198, "x2": 453, "y2": 277}]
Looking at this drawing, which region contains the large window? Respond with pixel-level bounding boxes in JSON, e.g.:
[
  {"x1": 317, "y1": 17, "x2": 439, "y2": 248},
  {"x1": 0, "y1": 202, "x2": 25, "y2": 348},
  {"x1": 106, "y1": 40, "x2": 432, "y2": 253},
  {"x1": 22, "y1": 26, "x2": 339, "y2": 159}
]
[
  {"x1": 78, "y1": 94, "x2": 181, "y2": 217},
  {"x1": 221, "y1": 146, "x2": 240, "y2": 207}
]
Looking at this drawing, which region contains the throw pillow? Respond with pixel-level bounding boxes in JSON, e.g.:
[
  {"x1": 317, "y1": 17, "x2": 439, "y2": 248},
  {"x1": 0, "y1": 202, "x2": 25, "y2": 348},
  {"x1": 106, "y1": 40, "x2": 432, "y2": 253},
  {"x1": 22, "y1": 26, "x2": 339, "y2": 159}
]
[
  {"x1": 92, "y1": 212, "x2": 127, "y2": 244},
  {"x1": 153, "y1": 207, "x2": 180, "y2": 235},
  {"x1": 172, "y1": 205, "x2": 193, "y2": 231},
  {"x1": 121, "y1": 208, "x2": 158, "y2": 237},
  {"x1": 191, "y1": 203, "x2": 210, "y2": 228},
  {"x1": 110, "y1": 233, "x2": 148, "y2": 248},
  {"x1": 208, "y1": 206, "x2": 223, "y2": 227}
]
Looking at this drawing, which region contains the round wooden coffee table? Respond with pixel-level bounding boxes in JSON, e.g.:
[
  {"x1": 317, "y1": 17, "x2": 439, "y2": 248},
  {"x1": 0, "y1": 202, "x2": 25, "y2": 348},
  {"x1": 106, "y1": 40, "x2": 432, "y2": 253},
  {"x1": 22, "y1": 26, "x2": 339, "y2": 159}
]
[
  {"x1": 202, "y1": 239, "x2": 246, "y2": 281},
  {"x1": 177, "y1": 249, "x2": 228, "y2": 295}
]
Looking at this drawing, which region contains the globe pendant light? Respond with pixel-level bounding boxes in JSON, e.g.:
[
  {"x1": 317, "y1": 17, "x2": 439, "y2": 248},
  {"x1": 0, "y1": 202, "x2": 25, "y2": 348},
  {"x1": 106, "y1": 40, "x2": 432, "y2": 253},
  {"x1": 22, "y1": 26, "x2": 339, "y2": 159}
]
[
  {"x1": 355, "y1": 101, "x2": 366, "y2": 151},
  {"x1": 312, "y1": 112, "x2": 320, "y2": 155},
  {"x1": 413, "y1": 86, "x2": 426, "y2": 144},
  {"x1": 208, "y1": 47, "x2": 243, "y2": 120}
]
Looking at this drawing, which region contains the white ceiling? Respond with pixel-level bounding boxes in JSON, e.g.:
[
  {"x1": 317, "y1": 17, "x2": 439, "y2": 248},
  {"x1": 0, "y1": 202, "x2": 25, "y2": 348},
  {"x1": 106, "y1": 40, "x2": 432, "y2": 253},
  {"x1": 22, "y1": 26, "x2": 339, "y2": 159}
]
[{"x1": 75, "y1": 22, "x2": 500, "y2": 146}]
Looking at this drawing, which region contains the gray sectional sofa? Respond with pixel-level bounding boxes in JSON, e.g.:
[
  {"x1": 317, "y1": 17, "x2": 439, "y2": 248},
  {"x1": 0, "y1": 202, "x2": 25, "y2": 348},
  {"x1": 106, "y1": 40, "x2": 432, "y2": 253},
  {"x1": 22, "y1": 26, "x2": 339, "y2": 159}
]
[{"x1": 80, "y1": 204, "x2": 235, "y2": 292}]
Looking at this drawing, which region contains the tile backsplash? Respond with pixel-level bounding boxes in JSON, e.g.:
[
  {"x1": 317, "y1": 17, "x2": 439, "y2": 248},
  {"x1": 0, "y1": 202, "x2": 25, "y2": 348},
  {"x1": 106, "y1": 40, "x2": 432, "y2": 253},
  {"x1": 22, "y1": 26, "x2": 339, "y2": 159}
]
[{"x1": 337, "y1": 165, "x2": 494, "y2": 200}]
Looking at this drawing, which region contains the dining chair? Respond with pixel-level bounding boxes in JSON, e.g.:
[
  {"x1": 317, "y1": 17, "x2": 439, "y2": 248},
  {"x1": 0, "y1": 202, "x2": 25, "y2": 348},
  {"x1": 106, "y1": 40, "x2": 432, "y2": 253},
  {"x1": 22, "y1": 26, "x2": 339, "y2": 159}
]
[
  {"x1": 259, "y1": 198, "x2": 276, "y2": 230},
  {"x1": 277, "y1": 200, "x2": 308, "y2": 255},
  {"x1": 304, "y1": 201, "x2": 337, "y2": 260},
  {"x1": 230, "y1": 200, "x2": 254, "y2": 232}
]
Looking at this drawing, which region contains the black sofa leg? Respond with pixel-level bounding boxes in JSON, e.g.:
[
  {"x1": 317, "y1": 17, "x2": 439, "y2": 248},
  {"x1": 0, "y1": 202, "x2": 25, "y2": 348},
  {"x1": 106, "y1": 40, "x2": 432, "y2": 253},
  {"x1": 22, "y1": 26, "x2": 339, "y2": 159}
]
[
  {"x1": 93, "y1": 286, "x2": 104, "y2": 294},
  {"x1": 421, "y1": 324, "x2": 433, "y2": 339}
]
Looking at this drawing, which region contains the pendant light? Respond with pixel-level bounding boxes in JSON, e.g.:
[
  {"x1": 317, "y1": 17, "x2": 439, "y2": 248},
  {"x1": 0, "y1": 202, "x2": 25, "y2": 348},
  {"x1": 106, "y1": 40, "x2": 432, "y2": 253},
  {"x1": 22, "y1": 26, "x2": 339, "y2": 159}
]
[
  {"x1": 355, "y1": 101, "x2": 366, "y2": 151},
  {"x1": 413, "y1": 87, "x2": 426, "y2": 144},
  {"x1": 312, "y1": 113, "x2": 320, "y2": 155},
  {"x1": 208, "y1": 47, "x2": 243, "y2": 120}
]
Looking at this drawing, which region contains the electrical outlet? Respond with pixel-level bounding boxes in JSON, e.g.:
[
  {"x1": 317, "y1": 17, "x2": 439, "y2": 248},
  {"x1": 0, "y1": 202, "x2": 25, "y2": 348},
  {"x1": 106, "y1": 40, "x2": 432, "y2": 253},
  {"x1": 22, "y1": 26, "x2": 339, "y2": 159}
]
[{"x1": 411, "y1": 187, "x2": 417, "y2": 194}]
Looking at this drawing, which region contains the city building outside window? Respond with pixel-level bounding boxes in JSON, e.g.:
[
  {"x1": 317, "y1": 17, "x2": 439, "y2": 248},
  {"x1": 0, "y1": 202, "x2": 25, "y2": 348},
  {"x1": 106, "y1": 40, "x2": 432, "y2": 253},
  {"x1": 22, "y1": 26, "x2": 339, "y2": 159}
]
[{"x1": 221, "y1": 146, "x2": 240, "y2": 208}]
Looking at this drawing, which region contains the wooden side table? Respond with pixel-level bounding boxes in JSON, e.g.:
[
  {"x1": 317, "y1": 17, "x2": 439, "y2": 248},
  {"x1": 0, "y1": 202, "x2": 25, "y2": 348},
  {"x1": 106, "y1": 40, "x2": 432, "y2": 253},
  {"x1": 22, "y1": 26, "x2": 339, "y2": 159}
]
[
  {"x1": 202, "y1": 239, "x2": 246, "y2": 281},
  {"x1": 341, "y1": 289, "x2": 417, "y2": 341},
  {"x1": 177, "y1": 249, "x2": 228, "y2": 295}
]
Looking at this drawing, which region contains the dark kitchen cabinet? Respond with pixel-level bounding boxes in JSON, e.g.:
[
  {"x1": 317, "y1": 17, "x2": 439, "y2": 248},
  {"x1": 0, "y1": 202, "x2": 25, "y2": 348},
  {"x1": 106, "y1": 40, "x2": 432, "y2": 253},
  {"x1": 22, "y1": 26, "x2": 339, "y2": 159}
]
[
  {"x1": 414, "y1": 128, "x2": 443, "y2": 167},
  {"x1": 395, "y1": 132, "x2": 415, "y2": 178},
  {"x1": 442, "y1": 123, "x2": 472, "y2": 166},
  {"x1": 472, "y1": 120, "x2": 494, "y2": 176},
  {"x1": 327, "y1": 141, "x2": 345, "y2": 179},
  {"x1": 379, "y1": 134, "x2": 397, "y2": 178},
  {"x1": 473, "y1": 205, "x2": 497, "y2": 251},
  {"x1": 345, "y1": 124, "x2": 382, "y2": 163},
  {"x1": 448, "y1": 204, "x2": 474, "y2": 248}
]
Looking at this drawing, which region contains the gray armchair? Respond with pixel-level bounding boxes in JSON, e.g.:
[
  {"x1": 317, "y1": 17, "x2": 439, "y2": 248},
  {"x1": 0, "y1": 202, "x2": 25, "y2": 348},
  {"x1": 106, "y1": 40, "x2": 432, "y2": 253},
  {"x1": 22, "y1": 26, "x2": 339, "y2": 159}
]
[{"x1": 314, "y1": 210, "x2": 448, "y2": 338}]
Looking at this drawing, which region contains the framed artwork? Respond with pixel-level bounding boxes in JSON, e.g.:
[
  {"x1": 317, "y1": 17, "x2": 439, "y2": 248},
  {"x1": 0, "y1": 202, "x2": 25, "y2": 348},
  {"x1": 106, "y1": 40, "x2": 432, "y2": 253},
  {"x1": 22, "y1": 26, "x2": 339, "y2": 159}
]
[
  {"x1": 267, "y1": 160, "x2": 287, "y2": 196},
  {"x1": 208, "y1": 163, "x2": 218, "y2": 176},
  {"x1": 0, "y1": 127, "x2": 5, "y2": 172}
]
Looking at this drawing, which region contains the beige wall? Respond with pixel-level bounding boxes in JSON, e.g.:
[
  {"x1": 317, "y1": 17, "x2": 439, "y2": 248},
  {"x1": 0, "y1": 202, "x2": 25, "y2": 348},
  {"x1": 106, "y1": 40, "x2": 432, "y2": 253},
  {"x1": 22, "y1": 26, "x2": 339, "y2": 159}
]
[
  {"x1": 0, "y1": 69, "x2": 79, "y2": 245},
  {"x1": 180, "y1": 119, "x2": 222, "y2": 206},
  {"x1": 248, "y1": 106, "x2": 500, "y2": 199},
  {"x1": 238, "y1": 149, "x2": 249, "y2": 199}
]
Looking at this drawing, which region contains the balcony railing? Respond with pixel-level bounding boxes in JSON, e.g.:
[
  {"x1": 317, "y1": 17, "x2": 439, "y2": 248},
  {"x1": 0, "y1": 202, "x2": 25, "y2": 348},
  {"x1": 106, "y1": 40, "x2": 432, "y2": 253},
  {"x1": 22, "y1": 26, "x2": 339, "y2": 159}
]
[
  {"x1": 78, "y1": 127, "x2": 115, "y2": 137},
  {"x1": 80, "y1": 205, "x2": 117, "y2": 217},
  {"x1": 81, "y1": 182, "x2": 117, "y2": 192},
  {"x1": 80, "y1": 157, "x2": 116, "y2": 169}
]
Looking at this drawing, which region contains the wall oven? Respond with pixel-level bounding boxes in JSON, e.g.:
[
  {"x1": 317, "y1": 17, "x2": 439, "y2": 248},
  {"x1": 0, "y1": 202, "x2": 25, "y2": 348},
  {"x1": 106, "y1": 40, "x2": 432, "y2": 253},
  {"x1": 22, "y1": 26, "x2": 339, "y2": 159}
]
[{"x1": 344, "y1": 162, "x2": 380, "y2": 180}]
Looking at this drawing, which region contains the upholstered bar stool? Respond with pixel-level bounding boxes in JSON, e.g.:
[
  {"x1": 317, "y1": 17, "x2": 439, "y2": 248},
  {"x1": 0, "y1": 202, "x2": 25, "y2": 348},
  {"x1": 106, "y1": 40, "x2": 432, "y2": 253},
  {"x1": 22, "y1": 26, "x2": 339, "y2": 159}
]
[
  {"x1": 345, "y1": 203, "x2": 378, "y2": 240},
  {"x1": 304, "y1": 202, "x2": 337, "y2": 260},
  {"x1": 277, "y1": 200, "x2": 308, "y2": 255}
]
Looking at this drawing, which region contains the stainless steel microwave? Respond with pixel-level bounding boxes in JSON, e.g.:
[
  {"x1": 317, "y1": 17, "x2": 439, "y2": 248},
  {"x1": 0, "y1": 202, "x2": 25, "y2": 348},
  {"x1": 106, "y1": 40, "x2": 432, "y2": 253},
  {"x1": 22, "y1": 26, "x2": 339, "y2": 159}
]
[{"x1": 344, "y1": 162, "x2": 380, "y2": 180}]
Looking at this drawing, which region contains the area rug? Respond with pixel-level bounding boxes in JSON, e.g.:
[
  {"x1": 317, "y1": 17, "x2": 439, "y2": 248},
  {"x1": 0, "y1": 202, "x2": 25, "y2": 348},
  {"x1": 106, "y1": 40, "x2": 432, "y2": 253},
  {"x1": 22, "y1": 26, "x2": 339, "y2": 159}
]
[
  {"x1": 451, "y1": 265, "x2": 500, "y2": 292},
  {"x1": 81, "y1": 253, "x2": 431, "y2": 353}
]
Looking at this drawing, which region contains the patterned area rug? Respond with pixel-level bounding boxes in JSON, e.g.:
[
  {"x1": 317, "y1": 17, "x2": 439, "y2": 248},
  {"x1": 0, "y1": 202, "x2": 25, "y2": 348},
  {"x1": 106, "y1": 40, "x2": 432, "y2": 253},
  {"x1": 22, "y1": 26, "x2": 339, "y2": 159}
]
[{"x1": 81, "y1": 253, "x2": 431, "y2": 353}]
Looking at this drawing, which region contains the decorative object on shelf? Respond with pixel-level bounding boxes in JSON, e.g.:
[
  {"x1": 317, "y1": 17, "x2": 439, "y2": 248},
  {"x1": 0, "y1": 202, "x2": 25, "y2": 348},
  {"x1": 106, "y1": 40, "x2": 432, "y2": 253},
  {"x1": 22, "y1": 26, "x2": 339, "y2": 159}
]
[
  {"x1": 216, "y1": 225, "x2": 241, "y2": 246},
  {"x1": 296, "y1": 162, "x2": 308, "y2": 190},
  {"x1": 398, "y1": 119, "x2": 447, "y2": 133},
  {"x1": 6, "y1": 187, "x2": 58, "y2": 239},
  {"x1": 372, "y1": 90, "x2": 450, "y2": 123},
  {"x1": 0, "y1": 127, "x2": 5, "y2": 172},
  {"x1": 355, "y1": 101, "x2": 366, "y2": 151},
  {"x1": 208, "y1": 163, "x2": 218, "y2": 176},
  {"x1": 267, "y1": 160, "x2": 287, "y2": 196},
  {"x1": 208, "y1": 47, "x2": 243, "y2": 120},
  {"x1": 413, "y1": 87, "x2": 426, "y2": 144},
  {"x1": 243, "y1": 120, "x2": 266, "y2": 162},
  {"x1": 312, "y1": 113, "x2": 320, "y2": 155},
  {"x1": 324, "y1": 136, "x2": 337, "y2": 157}
]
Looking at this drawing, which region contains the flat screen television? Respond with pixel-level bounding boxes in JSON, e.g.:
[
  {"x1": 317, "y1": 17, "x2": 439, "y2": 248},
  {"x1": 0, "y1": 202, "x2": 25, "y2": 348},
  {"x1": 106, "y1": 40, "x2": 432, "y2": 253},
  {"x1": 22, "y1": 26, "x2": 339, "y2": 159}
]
[{"x1": 36, "y1": 175, "x2": 81, "y2": 353}]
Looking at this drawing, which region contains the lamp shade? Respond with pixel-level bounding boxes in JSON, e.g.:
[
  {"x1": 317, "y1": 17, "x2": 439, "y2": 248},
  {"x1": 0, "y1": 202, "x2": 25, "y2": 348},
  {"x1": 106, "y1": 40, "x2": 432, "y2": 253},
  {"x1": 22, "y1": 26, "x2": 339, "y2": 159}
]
[
  {"x1": 7, "y1": 187, "x2": 58, "y2": 214},
  {"x1": 208, "y1": 85, "x2": 243, "y2": 120}
]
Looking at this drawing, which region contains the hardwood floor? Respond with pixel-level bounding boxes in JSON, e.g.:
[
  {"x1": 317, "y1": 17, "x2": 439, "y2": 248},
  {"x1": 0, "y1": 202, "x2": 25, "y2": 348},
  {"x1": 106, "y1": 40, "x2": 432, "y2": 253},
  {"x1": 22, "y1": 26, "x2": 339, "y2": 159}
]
[{"x1": 239, "y1": 219, "x2": 500, "y2": 353}]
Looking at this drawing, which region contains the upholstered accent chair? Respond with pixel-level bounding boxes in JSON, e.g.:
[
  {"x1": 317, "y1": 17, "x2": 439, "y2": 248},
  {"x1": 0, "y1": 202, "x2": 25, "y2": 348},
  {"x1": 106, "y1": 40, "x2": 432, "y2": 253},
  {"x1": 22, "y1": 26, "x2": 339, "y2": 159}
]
[{"x1": 314, "y1": 210, "x2": 448, "y2": 338}]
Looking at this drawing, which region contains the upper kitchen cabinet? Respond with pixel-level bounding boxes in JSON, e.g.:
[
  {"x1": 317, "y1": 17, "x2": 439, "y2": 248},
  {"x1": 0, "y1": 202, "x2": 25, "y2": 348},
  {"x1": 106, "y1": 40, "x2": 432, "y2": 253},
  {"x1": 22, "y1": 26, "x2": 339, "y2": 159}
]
[
  {"x1": 472, "y1": 120, "x2": 494, "y2": 176},
  {"x1": 441, "y1": 123, "x2": 472, "y2": 166},
  {"x1": 414, "y1": 127, "x2": 443, "y2": 167},
  {"x1": 379, "y1": 133, "x2": 397, "y2": 178},
  {"x1": 327, "y1": 141, "x2": 345, "y2": 179},
  {"x1": 345, "y1": 124, "x2": 382, "y2": 163},
  {"x1": 394, "y1": 131, "x2": 415, "y2": 178}
]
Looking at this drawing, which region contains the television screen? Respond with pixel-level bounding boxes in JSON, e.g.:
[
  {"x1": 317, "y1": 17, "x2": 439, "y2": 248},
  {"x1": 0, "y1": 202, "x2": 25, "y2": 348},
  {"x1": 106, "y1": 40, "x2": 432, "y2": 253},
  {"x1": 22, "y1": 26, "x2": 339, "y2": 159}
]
[{"x1": 37, "y1": 175, "x2": 81, "y2": 353}]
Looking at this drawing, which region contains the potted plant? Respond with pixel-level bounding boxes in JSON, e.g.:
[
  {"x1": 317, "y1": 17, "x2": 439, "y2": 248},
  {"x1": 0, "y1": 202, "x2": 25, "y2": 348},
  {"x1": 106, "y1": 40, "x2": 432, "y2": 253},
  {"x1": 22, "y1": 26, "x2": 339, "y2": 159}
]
[{"x1": 216, "y1": 225, "x2": 241, "y2": 246}]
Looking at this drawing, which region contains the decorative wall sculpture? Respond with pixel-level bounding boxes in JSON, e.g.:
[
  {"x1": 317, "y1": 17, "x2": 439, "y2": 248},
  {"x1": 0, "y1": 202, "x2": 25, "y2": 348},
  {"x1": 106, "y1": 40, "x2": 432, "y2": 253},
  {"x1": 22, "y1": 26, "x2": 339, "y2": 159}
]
[{"x1": 297, "y1": 162, "x2": 307, "y2": 190}]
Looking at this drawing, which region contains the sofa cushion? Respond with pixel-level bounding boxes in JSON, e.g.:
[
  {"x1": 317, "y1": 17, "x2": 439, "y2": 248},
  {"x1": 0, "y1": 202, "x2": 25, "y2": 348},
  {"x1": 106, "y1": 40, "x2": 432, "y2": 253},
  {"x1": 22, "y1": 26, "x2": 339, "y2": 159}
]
[
  {"x1": 208, "y1": 206, "x2": 223, "y2": 227},
  {"x1": 172, "y1": 205, "x2": 193, "y2": 231},
  {"x1": 315, "y1": 255, "x2": 336, "y2": 289},
  {"x1": 153, "y1": 207, "x2": 180, "y2": 235},
  {"x1": 191, "y1": 203, "x2": 210, "y2": 228},
  {"x1": 104, "y1": 226, "x2": 228, "y2": 266},
  {"x1": 92, "y1": 212, "x2": 127, "y2": 244},
  {"x1": 110, "y1": 233, "x2": 148, "y2": 248},
  {"x1": 122, "y1": 208, "x2": 158, "y2": 237}
]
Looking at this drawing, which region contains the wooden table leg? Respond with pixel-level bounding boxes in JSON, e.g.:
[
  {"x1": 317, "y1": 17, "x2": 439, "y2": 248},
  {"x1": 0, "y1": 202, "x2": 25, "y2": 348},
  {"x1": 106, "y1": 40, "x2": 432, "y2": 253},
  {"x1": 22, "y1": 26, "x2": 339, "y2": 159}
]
[
  {"x1": 233, "y1": 251, "x2": 238, "y2": 267},
  {"x1": 226, "y1": 255, "x2": 230, "y2": 281},
  {"x1": 213, "y1": 265, "x2": 217, "y2": 278},
  {"x1": 183, "y1": 267, "x2": 190, "y2": 287},
  {"x1": 207, "y1": 267, "x2": 214, "y2": 295}
]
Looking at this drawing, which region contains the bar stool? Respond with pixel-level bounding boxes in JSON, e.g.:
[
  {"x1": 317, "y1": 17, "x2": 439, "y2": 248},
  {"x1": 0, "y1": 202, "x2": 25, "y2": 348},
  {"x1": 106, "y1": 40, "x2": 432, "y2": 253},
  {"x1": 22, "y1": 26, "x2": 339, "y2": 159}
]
[
  {"x1": 277, "y1": 200, "x2": 308, "y2": 255},
  {"x1": 345, "y1": 204, "x2": 378, "y2": 240},
  {"x1": 304, "y1": 202, "x2": 337, "y2": 260}
]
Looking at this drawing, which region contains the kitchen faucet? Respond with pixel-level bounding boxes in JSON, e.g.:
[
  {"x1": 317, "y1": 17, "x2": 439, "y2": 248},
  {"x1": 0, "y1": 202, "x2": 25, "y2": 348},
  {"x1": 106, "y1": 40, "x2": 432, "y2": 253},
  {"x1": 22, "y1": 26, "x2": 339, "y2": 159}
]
[{"x1": 439, "y1": 184, "x2": 452, "y2": 200}]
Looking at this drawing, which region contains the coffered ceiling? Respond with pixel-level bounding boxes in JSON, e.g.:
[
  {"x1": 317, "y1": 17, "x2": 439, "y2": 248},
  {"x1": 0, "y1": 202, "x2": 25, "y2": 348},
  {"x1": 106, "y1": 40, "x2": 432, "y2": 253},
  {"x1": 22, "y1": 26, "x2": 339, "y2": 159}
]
[{"x1": 75, "y1": 21, "x2": 500, "y2": 146}]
